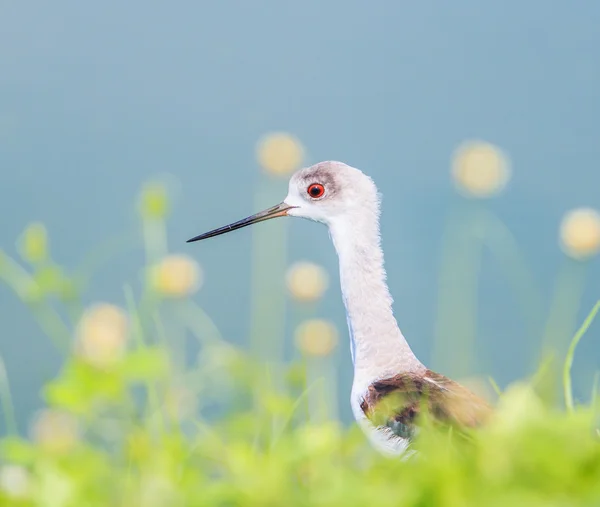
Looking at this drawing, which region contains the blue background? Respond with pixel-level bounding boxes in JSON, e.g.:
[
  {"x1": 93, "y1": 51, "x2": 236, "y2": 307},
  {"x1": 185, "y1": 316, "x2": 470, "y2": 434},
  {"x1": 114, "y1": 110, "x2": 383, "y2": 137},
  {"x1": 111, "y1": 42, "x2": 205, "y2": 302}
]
[{"x1": 1, "y1": 1, "x2": 599, "y2": 427}]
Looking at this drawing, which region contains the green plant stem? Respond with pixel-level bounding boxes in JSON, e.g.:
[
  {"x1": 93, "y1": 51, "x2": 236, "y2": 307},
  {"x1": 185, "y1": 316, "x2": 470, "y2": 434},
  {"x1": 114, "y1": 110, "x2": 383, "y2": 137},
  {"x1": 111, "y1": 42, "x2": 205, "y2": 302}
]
[
  {"x1": 249, "y1": 179, "x2": 289, "y2": 362},
  {"x1": 73, "y1": 230, "x2": 140, "y2": 291},
  {"x1": 487, "y1": 376, "x2": 502, "y2": 397},
  {"x1": 433, "y1": 200, "x2": 486, "y2": 378},
  {"x1": 563, "y1": 300, "x2": 600, "y2": 413},
  {"x1": 124, "y1": 285, "x2": 165, "y2": 434},
  {"x1": 176, "y1": 300, "x2": 224, "y2": 347},
  {"x1": 481, "y1": 210, "x2": 544, "y2": 353},
  {"x1": 0, "y1": 249, "x2": 70, "y2": 352},
  {"x1": 305, "y1": 356, "x2": 338, "y2": 425},
  {"x1": 142, "y1": 219, "x2": 168, "y2": 266},
  {"x1": 270, "y1": 376, "x2": 322, "y2": 449},
  {"x1": 542, "y1": 260, "x2": 587, "y2": 359},
  {"x1": 0, "y1": 355, "x2": 17, "y2": 436},
  {"x1": 592, "y1": 372, "x2": 600, "y2": 405}
]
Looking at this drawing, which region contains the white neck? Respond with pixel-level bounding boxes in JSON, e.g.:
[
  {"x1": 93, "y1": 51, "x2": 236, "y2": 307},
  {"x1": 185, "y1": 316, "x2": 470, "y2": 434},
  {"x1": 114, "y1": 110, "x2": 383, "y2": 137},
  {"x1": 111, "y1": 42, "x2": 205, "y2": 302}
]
[{"x1": 329, "y1": 213, "x2": 424, "y2": 383}]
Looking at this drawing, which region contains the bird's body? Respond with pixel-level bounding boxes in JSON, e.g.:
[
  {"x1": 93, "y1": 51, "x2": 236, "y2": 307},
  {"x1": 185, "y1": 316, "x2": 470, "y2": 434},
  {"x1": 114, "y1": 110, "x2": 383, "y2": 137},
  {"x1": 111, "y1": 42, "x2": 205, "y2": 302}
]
[{"x1": 188, "y1": 161, "x2": 492, "y2": 456}]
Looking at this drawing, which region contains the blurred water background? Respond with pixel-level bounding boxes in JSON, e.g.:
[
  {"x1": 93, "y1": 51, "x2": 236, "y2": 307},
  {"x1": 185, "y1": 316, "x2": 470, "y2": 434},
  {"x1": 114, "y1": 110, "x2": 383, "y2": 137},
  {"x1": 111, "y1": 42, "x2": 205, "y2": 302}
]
[{"x1": 1, "y1": 1, "x2": 599, "y2": 432}]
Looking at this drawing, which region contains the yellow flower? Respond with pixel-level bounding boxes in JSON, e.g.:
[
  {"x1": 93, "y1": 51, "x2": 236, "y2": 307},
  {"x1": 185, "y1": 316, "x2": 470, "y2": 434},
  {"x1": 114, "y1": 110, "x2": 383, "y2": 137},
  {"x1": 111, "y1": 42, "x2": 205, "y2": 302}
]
[
  {"x1": 286, "y1": 262, "x2": 329, "y2": 302},
  {"x1": 0, "y1": 465, "x2": 31, "y2": 499},
  {"x1": 151, "y1": 254, "x2": 203, "y2": 297},
  {"x1": 75, "y1": 303, "x2": 129, "y2": 369},
  {"x1": 295, "y1": 319, "x2": 338, "y2": 357},
  {"x1": 256, "y1": 132, "x2": 305, "y2": 176},
  {"x1": 31, "y1": 409, "x2": 80, "y2": 454},
  {"x1": 559, "y1": 207, "x2": 600, "y2": 260},
  {"x1": 451, "y1": 140, "x2": 510, "y2": 197}
]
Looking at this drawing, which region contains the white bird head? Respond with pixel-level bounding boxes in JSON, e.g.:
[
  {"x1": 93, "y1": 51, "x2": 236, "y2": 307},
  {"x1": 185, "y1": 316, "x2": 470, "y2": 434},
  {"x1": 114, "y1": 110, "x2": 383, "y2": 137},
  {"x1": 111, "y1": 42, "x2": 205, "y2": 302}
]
[{"x1": 187, "y1": 161, "x2": 381, "y2": 243}]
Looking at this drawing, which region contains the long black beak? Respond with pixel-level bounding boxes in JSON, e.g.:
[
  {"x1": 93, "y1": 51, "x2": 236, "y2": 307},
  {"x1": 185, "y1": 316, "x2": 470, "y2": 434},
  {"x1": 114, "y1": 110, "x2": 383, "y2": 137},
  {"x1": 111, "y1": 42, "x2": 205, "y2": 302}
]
[{"x1": 186, "y1": 202, "x2": 295, "y2": 243}]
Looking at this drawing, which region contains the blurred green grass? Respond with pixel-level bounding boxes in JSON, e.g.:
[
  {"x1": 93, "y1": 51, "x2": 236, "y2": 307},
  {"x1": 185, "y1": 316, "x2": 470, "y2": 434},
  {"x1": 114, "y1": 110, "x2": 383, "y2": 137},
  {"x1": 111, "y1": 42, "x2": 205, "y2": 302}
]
[{"x1": 0, "y1": 175, "x2": 599, "y2": 507}]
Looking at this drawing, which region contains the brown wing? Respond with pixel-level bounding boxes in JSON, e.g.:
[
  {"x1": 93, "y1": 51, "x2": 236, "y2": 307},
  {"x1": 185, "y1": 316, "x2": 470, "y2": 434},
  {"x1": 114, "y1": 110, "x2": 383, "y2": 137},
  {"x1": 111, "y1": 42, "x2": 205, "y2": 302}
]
[{"x1": 359, "y1": 369, "x2": 493, "y2": 440}]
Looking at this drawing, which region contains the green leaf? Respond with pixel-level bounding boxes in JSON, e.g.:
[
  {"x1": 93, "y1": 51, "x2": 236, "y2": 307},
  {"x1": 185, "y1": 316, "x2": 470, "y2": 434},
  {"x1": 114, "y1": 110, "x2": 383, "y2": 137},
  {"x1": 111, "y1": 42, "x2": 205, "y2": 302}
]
[
  {"x1": 43, "y1": 360, "x2": 127, "y2": 412},
  {"x1": 34, "y1": 264, "x2": 66, "y2": 294},
  {"x1": 0, "y1": 436, "x2": 38, "y2": 464},
  {"x1": 44, "y1": 381, "x2": 92, "y2": 413},
  {"x1": 120, "y1": 347, "x2": 169, "y2": 381}
]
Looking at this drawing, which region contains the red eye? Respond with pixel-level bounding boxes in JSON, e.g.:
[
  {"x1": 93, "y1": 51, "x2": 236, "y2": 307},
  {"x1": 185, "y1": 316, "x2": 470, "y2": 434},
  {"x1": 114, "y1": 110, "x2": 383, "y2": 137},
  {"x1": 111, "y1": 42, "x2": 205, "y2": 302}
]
[{"x1": 307, "y1": 183, "x2": 325, "y2": 198}]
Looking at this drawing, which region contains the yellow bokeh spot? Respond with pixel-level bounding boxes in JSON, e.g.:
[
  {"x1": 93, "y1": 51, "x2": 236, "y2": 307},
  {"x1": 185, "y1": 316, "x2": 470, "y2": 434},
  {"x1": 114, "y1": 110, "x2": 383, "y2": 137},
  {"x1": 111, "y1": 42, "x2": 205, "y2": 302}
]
[
  {"x1": 75, "y1": 303, "x2": 129, "y2": 369},
  {"x1": 257, "y1": 132, "x2": 305, "y2": 176},
  {"x1": 295, "y1": 319, "x2": 338, "y2": 357},
  {"x1": 286, "y1": 262, "x2": 329, "y2": 302},
  {"x1": 452, "y1": 140, "x2": 510, "y2": 198},
  {"x1": 31, "y1": 409, "x2": 80, "y2": 454},
  {"x1": 151, "y1": 254, "x2": 203, "y2": 297},
  {"x1": 560, "y1": 207, "x2": 600, "y2": 260}
]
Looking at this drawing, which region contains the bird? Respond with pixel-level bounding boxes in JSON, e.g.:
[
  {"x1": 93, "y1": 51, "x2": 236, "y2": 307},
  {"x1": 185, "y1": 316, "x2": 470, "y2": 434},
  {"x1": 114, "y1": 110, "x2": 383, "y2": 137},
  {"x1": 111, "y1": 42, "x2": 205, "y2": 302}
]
[{"x1": 187, "y1": 161, "x2": 492, "y2": 456}]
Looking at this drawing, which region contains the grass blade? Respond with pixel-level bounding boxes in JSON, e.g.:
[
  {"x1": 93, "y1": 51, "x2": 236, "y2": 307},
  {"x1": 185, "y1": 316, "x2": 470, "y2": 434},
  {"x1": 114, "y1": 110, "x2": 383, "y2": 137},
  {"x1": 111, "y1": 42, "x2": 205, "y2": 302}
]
[{"x1": 563, "y1": 300, "x2": 600, "y2": 413}]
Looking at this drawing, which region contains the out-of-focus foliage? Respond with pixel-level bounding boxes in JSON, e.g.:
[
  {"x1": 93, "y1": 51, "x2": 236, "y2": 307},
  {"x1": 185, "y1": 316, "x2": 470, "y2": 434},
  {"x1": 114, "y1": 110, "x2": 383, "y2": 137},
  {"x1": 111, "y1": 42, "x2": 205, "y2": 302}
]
[
  {"x1": 0, "y1": 333, "x2": 599, "y2": 506},
  {"x1": 0, "y1": 179, "x2": 599, "y2": 507}
]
